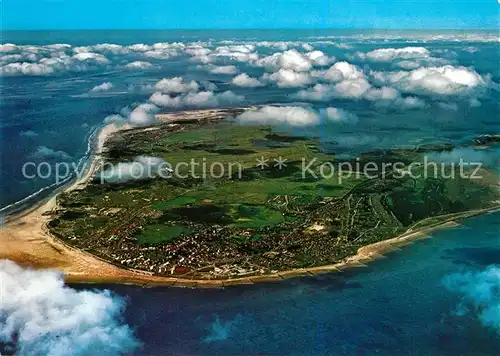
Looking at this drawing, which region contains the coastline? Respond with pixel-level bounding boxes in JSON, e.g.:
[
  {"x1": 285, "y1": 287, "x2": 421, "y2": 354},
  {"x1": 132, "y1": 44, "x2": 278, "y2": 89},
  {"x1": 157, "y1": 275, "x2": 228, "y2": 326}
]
[{"x1": 1, "y1": 119, "x2": 499, "y2": 288}]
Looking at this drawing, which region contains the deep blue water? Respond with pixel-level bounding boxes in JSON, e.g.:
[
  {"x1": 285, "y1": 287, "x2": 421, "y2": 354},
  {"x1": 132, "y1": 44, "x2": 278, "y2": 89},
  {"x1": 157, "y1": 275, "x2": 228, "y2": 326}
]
[{"x1": 76, "y1": 211, "x2": 500, "y2": 355}]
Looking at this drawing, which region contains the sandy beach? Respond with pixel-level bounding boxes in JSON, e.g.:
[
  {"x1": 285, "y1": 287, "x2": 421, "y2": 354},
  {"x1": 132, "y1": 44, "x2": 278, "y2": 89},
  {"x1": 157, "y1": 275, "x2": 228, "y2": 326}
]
[{"x1": 1, "y1": 120, "x2": 499, "y2": 288}]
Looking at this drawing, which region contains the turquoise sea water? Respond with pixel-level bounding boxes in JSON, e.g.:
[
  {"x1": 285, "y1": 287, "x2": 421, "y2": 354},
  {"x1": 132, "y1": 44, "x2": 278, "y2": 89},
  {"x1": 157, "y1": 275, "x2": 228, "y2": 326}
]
[{"x1": 75, "y1": 211, "x2": 500, "y2": 355}]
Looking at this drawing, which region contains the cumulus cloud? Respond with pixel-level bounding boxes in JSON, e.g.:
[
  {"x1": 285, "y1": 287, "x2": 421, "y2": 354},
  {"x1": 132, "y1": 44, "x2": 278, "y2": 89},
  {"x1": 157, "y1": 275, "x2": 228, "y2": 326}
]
[
  {"x1": 154, "y1": 77, "x2": 200, "y2": 93},
  {"x1": 297, "y1": 62, "x2": 373, "y2": 99},
  {"x1": 302, "y1": 43, "x2": 314, "y2": 51},
  {"x1": 99, "y1": 156, "x2": 171, "y2": 183},
  {"x1": 199, "y1": 45, "x2": 259, "y2": 63},
  {"x1": 364, "y1": 86, "x2": 426, "y2": 109},
  {"x1": 74, "y1": 44, "x2": 129, "y2": 55},
  {"x1": 231, "y1": 73, "x2": 265, "y2": 87},
  {"x1": 72, "y1": 52, "x2": 108, "y2": 62},
  {"x1": 236, "y1": 105, "x2": 359, "y2": 127},
  {"x1": 360, "y1": 47, "x2": 432, "y2": 62},
  {"x1": 127, "y1": 103, "x2": 160, "y2": 126},
  {"x1": 296, "y1": 79, "x2": 371, "y2": 101},
  {"x1": 255, "y1": 49, "x2": 314, "y2": 72},
  {"x1": 0, "y1": 260, "x2": 139, "y2": 355},
  {"x1": 443, "y1": 265, "x2": 500, "y2": 332},
  {"x1": 305, "y1": 50, "x2": 333, "y2": 66},
  {"x1": 90, "y1": 82, "x2": 113, "y2": 93},
  {"x1": 356, "y1": 46, "x2": 449, "y2": 68},
  {"x1": 321, "y1": 107, "x2": 359, "y2": 124},
  {"x1": 124, "y1": 61, "x2": 153, "y2": 69},
  {"x1": 296, "y1": 82, "x2": 425, "y2": 109},
  {"x1": 370, "y1": 65, "x2": 488, "y2": 97},
  {"x1": 0, "y1": 51, "x2": 110, "y2": 76},
  {"x1": 237, "y1": 106, "x2": 320, "y2": 127},
  {"x1": 104, "y1": 114, "x2": 127, "y2": 126},
  {"x1": 149, "y1": 90, "x2": 244, "y2": 109},
  {"x1": 141, "y1": 43, "x2": 184, "y2": 59},
  {"x1": 262, "y1": 69, "x2": 313, "y2": 88},
  {"x1": 202, "y1": 64, "x2": 239, "y2": 74},
  {"x1": 322, "y1": 61, "x2": 366, "y2": 82}
]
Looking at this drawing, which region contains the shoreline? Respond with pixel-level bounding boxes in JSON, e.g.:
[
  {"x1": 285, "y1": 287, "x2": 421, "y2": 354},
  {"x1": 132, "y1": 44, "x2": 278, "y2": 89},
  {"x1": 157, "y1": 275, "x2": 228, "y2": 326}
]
[
  {"x1": 1, "y1": 119, "x2": 499, "y2": 288},
  {"x1": 1, "y1": 124, "x2": 106, "y2": 222}
]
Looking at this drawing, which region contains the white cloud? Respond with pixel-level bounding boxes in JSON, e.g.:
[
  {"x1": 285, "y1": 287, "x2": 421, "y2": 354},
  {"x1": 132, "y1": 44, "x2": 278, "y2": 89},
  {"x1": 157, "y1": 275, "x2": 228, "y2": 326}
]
[
  {"x1": 397, "y1": 96, "x2": 426, "y2": 109},
  {"x1": 302, "y1": 43, "x2": 314, "y2": 51},
  {"x1": 231, "y1": 73, "x2": 265, "y2": 87},
  {"x1": 296, "y1": 77, "x2": 372, "y2": 100},
  {"x1": 154, "y1": 77, "x2": 200, "y2": 93},
  {"x1": 311, "y1": 33, "x2": 500, "y2": 43},
  {"x1": 75, "y1": 43, "x2": 130, "y2": 55},
  {"x1": 0, "y1": 50, "x2": 110, "y2": 76},
  {"x1": 262, "y1": 69, "x2": 313, "y2": 88},
  {"x1": 364, "y1": 86, "x2": 426, "y2": 108},
  {"x1": 128, "y1": 43, "x2": 151, "y2": 52},
  {"x1": 72, "y1": 52, "x2": 109, "y2": 63},
  {"x1": 128, "y1": 103, "x2": 159, "y2": 126},
  {"x1": 296, "y1": 81, "x2": 426, "y2": 110},
  {"x1": 237, "y1": 106, "x2": 320, "y2": 127},
  {"x1": 149, "y1": 90, "x2": 244, "y2": 109},
  {"x1": 370, "y1": 65, "x2": 487, "y2": 96},
  {"x1": 104, "y1": 114, "x2": 127, "y2": 126},
  {"x1": 323, "y1": 61, "x2": 366, "y2": 82},
  {"x1": 296, "y1": 84, "x2": 336, "y2": 101},
  {"x1": 204, "y1": 64, "x2": 239, "y2": 74},
  {"x1": 364, "y1": 86, "x2": 400, "y2": 101},
  {"x1": 203, "y1": 45, "x2": 259, "y2": 63},
  {"x1": 148, "y1": 92, "x2": 182, "y2": 108},
  {"x1": 100, "y1": 156, "x2": 170, "y2": 183},
  {"x1": 394, "y1": 60, "x2": 422, "y2": 70},
  {"x1": 305, "y1": 50, "x2": 332, "y2": 66},
  {"x1": 1, "y1": 62, "x2": 55, "y2": 76},
  {"x1": 255, "y1": 49, "x2": 313, "y2": 72},
  {"x1": 125, "y1": 61, "x2": 153, "y2": 69},
  {"x1": 356, "y1": 47, "x2": 450, "y2": 69},
  {"x1": 360, "y1": 47, "x2": 431, "y2": 62},
  {"x1": 321, "y1": 107, "x2": 359, "y2": 124},
  {"x1": 237, "y1": 105, "x2": 359, "y2": 127},
  {"x1": 0, "y1": 260, "x2": 139, "y2": 356},
  {"x1": 333, "y1": 78, "x2": 372, "y2": 98},
  {"x1": 90, "y1": 82, "x2": 113, "y2": 93},
  {"x1": 0, "y1": 43, "x2": 19, "y2": 52},
  {"x1": 143, "y1": 47, "x2": 181, "y2": 59}
]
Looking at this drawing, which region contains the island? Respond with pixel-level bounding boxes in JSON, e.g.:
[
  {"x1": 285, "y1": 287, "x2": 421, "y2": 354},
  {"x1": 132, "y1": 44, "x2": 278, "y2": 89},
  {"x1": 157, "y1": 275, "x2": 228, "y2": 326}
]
[{"x1": 29, "y1": 107, "x2": 499, "y2": 285}]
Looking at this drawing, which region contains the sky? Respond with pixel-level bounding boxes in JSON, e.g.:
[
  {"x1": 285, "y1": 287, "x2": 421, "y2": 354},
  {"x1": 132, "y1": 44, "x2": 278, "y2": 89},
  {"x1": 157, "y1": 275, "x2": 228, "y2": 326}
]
[{"x1": 1, "y1": 0, "x2": 499, "y2": 30}]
